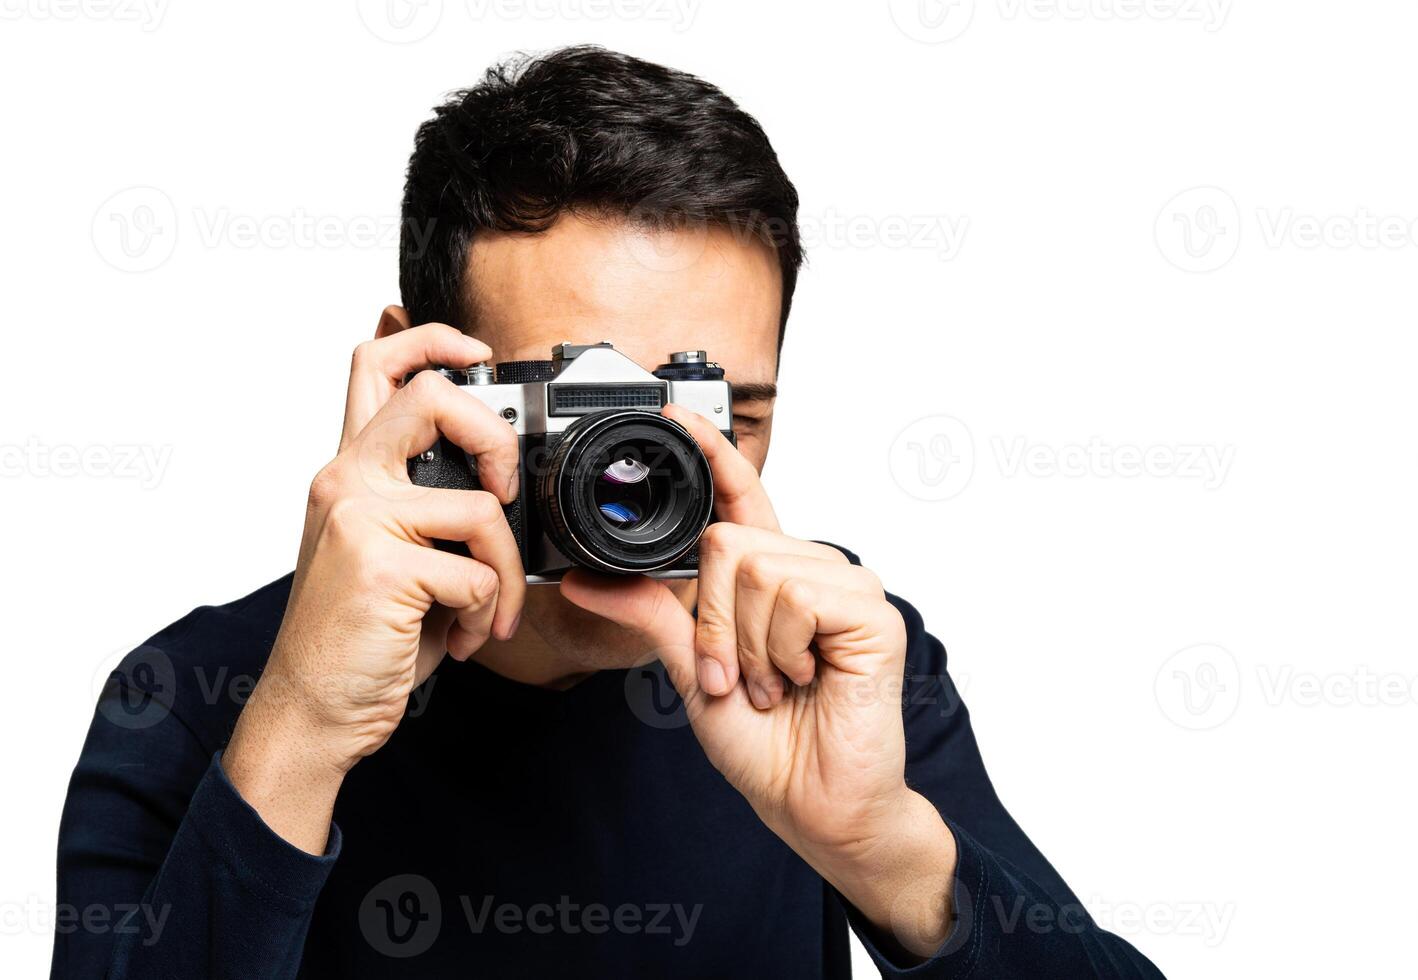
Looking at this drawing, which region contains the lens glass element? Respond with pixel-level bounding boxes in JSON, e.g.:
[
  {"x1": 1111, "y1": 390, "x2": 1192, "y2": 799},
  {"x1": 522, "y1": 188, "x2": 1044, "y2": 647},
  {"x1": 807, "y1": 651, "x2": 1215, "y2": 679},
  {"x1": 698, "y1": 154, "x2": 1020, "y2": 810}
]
[{"x1": 595, "y1": 456, "x2": 652, "y2": 529}]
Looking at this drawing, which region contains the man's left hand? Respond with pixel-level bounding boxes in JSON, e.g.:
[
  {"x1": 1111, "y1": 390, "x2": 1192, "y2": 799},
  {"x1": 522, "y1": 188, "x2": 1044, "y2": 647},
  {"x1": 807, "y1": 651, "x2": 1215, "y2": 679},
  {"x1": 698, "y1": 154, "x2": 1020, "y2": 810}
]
[{"x1": 562, "y1": 403, "x2": 958, "y2": 960}]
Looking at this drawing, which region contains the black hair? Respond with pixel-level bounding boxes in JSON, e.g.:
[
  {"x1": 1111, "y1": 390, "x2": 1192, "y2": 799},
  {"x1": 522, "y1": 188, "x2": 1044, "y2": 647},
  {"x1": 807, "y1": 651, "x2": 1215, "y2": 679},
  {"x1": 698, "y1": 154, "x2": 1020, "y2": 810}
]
[{"x1": 398, "y1": 45, "x2": 802, "y2": 343}]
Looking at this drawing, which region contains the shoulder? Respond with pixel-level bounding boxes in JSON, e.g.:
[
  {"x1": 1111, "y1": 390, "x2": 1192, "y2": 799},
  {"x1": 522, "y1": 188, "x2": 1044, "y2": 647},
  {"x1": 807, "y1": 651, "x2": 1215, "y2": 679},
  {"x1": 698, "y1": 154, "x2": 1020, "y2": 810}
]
[
  {"x1": 175, "y1": 573, "x2": 294, "y2": 660},
  {"x1": 98, "y1": 574, "x2": 294, "y2": 755}
]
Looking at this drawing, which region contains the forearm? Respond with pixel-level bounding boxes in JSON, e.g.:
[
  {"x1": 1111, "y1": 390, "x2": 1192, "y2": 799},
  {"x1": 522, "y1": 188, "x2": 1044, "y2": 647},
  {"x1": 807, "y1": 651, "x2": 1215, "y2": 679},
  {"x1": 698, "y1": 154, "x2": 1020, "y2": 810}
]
[{"x1": 55, "y1": 701, "x2": 341, "y2": 980}]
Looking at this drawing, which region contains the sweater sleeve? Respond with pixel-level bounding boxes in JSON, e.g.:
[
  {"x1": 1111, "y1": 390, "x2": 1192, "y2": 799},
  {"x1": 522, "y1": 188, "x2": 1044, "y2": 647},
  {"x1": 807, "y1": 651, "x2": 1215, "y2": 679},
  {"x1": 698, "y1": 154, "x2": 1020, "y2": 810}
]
[
  {"x1": 837, "y1": 594, "x2": 1166, "y2": 979},
  {"x1": 51, "y1": 640, "x2": 339, "y2": 980}
]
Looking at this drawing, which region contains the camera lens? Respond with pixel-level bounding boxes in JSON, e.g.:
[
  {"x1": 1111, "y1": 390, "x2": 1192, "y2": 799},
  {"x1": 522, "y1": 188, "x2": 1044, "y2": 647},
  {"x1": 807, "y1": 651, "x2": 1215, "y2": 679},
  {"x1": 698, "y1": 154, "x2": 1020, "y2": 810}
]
[{"x1": 539, "y1": 411, "x2": 713, "y2": 574}]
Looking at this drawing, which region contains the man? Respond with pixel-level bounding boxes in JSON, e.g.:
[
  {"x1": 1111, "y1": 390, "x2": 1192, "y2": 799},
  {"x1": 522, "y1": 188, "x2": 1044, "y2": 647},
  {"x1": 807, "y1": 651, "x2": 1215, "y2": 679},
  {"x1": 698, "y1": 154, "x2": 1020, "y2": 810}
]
[{"x1": 53, "y1": 47, "x2": 1164, "y2": 978}]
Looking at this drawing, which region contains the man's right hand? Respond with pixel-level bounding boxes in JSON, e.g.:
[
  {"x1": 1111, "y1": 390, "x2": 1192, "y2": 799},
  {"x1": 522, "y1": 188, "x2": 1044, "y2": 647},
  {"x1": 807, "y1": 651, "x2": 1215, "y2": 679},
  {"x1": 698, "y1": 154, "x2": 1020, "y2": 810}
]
[{"x1": 224, "y1": 321, "x2": 525, "y2": 853}]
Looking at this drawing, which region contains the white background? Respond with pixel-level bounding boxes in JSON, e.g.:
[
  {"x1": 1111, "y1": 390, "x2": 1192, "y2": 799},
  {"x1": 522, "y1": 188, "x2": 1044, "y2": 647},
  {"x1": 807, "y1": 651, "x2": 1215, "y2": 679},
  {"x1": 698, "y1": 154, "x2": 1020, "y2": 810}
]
[{"x1": 2, "y1": 1, "x2": 1414, "y2": 976}]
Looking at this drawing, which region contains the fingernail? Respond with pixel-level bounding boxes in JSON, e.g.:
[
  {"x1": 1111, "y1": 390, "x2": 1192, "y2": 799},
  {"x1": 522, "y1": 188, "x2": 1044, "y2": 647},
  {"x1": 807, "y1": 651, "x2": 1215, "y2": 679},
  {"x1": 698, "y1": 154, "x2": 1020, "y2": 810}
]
[
  {"x1": 749, "y1": 681, "x2": 772, "y2": 710},
  {"x1": 765, "y1": 677, "x2": 783, "y2": 705},
  {"x1": 698, "y1": 656, "x2": 727, "y2": 695},
  {"x1": 504, "y1": 613, "x2": 521, "y2": 640},
  {"x1": 506, "y1": 471, "x2": 519, "y2": 501}
]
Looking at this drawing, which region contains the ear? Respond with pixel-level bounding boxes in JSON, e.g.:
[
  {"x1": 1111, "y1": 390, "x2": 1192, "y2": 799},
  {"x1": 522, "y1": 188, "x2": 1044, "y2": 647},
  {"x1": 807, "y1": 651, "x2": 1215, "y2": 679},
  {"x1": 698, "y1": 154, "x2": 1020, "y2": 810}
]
[{"x1": 375, "y1": 305, "x2": 414, "y2": 340}]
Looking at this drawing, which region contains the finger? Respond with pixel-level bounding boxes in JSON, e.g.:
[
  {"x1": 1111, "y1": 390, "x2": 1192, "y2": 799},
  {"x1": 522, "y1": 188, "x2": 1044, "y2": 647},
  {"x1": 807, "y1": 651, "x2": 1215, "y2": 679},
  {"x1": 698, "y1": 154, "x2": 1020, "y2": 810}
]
[
  {"x1": 404, "y1": 545, "x2": 500, "y2": 660},
  {"x1": 663, "y1": 402, "x2": 778, "y2": 530},
  {"x1": 694, "y1": 523, "x2": 847, "y2": 696},
  {"x1": 446, "y1": 602, "x2": 497, "y2": 661},
  {"x1": 416, "y1": 603, "x2": 457, "y2": 682},
  {"x1": 767, "y1": 578, "x2": 905, "y2": 677},
  {"x1": 735, "y1": 554, "x2": 877, "y2": 699},
  {"x1": 356, "y1": 370, "x2": 520, "y2": 504},
  {"x1": 342, "y1": 323, "x2": 491, "y2": 450},
  {"x1": 393, "y1": 488, "x2": 525, "y2": 641},
  {"x1": 558, "y1": 571, "x2": 700, "y2": 701}
]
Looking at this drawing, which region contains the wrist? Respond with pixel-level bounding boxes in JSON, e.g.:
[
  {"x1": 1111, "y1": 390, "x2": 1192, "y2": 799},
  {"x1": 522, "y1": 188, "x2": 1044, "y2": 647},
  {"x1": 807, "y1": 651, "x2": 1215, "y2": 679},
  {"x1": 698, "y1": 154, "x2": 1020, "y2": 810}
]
[
  {"x1": 804, "y1": 788, "x2": 959, "y2": 963},
  {"x1": 223, "y1": 674, "x2": 350, "y2": 854},
  {"x1": 237, "y1": 665, "x2": 363, "y2": 774}
]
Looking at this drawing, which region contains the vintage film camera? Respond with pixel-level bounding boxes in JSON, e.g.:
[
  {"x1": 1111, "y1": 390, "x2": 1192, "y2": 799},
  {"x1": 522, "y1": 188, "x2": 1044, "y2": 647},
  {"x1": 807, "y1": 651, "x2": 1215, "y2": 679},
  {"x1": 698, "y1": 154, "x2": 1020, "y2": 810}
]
[{"x1": 408, "y1": 342, "x2": 732, "y2": 583}]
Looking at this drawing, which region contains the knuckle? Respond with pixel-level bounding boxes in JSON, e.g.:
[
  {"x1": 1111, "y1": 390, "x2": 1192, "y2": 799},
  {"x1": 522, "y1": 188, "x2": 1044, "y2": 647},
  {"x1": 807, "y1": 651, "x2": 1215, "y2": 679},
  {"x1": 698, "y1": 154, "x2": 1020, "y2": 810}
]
[
  {"x1": 322, "y1": 495, "x2": 368, "y2": 538},
  {"x1": 494, "y1": 419, "x2": 519, "y2": 450},
  {"x1": 406, "y1": 369, "x2": 445, "y2": 398},
  {"x1": 696, "y1": 624, "x2": 735, "y2": 662},
  {"x1": 467, "y1": 564, "x2": 499, "y2": 604},
  {"x1": 854, "y1": 566, "x2": 884, "y2": 595},
  {"x1": 696, "y1": 604, "x2": 732, "y2": 635},
  {"x1": 738, "y1": 649, "x2": 769, "y2": 674},
  {"x1": 780, "y1": 578, "x2": 816, "y2": 611},
  {"x1": 476, "y1": 417, "x2": 519, "y2": 458},
  {"x1": 736, "y1": 552, "x2": 776, "y2": 591},
  {"x1": 744, "y1": 638, "x2": 775, "y2": 670},
  {"x1": 307, "y1": 465, "x2": 342, "y2": 510},
  {"x1": 697, "y1": 521, "x2": 737, "y2": 558},
  {"x1": 350, "y1": 340, "x2": 376, "y2": 370},
  {"x1": 466, "y1": 490, "x2": 504, "y2": 525}
]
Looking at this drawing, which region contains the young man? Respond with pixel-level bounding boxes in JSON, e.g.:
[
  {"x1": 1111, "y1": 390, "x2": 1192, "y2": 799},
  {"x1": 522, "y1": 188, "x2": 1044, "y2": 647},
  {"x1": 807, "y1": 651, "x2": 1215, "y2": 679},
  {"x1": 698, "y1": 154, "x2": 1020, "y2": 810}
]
[{"x1": 53, "y1": 47, "x2": 1164, "y2": 978}]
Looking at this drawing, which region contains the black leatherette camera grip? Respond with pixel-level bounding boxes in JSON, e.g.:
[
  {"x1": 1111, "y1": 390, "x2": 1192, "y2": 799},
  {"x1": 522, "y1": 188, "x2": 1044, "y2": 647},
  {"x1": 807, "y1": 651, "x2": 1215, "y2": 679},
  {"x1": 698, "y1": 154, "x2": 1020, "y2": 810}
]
[{"x1": 407, "y1": 435, "x2": 527, "y2": 557}]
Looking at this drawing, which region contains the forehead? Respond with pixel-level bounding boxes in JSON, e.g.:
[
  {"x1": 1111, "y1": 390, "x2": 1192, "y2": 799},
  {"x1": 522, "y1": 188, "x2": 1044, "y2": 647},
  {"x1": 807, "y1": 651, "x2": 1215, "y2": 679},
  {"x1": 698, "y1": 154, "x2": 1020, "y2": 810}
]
[{"x1": 464, "y1": 214, "x2": 781, "y2": 383}]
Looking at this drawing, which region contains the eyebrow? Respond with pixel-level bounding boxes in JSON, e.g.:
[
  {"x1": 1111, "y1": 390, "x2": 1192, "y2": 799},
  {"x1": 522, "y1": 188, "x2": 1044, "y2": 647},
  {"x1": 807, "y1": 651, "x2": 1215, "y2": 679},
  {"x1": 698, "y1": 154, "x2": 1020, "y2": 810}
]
[{"x1": 731, "y1": 382, "x2": 778, "y2": 403}]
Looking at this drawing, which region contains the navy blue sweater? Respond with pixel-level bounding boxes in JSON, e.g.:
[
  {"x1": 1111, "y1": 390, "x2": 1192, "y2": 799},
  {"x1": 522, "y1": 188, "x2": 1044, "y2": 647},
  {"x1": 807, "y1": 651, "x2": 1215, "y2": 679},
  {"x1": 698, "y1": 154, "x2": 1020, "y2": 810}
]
[{"x1": 52, "y1": 561, "x2": 1165, "y2": 978}]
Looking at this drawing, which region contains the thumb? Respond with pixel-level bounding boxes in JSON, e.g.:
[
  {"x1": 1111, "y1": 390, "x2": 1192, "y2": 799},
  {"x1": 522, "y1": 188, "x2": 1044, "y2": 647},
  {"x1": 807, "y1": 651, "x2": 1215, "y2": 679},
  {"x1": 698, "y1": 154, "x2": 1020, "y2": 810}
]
[{"x1": 559, "y1": 571, "x2": 700, "y2": 700}]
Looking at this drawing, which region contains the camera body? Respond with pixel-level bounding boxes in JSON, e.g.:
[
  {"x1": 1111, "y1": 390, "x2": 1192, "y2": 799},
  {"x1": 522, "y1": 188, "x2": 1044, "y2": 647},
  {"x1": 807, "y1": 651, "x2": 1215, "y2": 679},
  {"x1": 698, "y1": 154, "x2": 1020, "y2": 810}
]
[{"x1": 408, "y1": 342, "x2": 733, "y2": 583}]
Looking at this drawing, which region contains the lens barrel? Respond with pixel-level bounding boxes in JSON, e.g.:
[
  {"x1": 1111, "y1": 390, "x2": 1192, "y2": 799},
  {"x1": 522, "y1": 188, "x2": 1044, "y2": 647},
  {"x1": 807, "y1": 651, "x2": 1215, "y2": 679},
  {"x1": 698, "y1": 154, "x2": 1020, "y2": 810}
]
[{"x1": 538, "y1": 411, "x2": 713, "y2": 574}]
